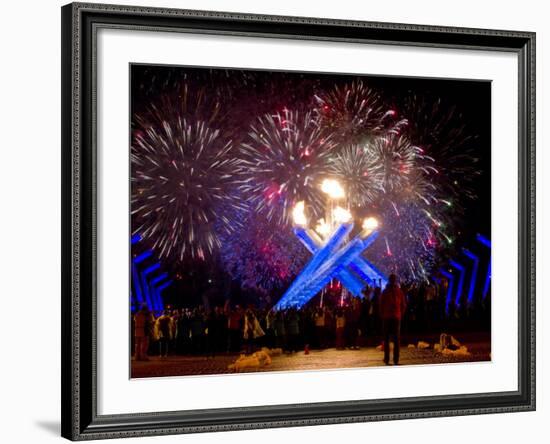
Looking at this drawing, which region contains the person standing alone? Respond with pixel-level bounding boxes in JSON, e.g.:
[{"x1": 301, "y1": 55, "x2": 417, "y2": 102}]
[{"x1": 380, "y1": 274, "x2": 407, "y2": 365}]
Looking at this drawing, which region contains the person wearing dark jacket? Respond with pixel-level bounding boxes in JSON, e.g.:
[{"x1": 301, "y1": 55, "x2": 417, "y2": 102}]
[{"x1": 380, "y1": 274, "x2": 407, "y2": 365}]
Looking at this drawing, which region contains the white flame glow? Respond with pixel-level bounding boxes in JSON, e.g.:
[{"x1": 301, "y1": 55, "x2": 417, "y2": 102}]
[
  {"x1": 292, "y1": 201, "x2": 307, "y2": 226},
  {"x1": 321, "y1": 178, "x2": 345, "y2": 199},
  {"x1": 333, "y1": 206, "x2": 352, "y2": 223},
  {"x1": 362, "y1": 216, "x2": 379, "y2": 231},
  {"x1": 315, "y1": 219, "x2": 331, "y2": 237}
]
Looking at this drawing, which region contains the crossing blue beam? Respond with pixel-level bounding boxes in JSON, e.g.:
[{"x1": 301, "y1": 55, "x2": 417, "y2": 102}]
[
  {"x1": 143, "y1": 262, "x2": 161, "y2": 276},
  {"x1": 133, "y1": 250, "x2": 153, "y2": 264},
  {"x1": 476, "y1": 234, "x2": 492, "y2": 300},
  {"x1": 131, "y1": 262, "x2": 144, "y2": 304},
  {"x1": 137, "y1": 263, "x2": 160, "y2": 311},
  {"x1": 348, "y1": 260, "x2": 388, "y2": 289},
  {"x1": 295, "y1": 228, "x2": 366, "y2": 297},
  {"x1": 294, "y1": 226, "x2": 387, "y2": 298},
  {"x1": 140, "y1": 271, "x2": 153, "y2": 311},
  {"x1": 153, "y1": 279, "x2": 173, "y2": 312},
  {"x1": 449, "y1": 259, "x2": 466, "y2": 307},
  {"x1": 146, "y1": 268, "x2": 164, "y2": 313},
  {"x1": 131, "y1": 236, "x2": 147, "y2": 307},
  {"x1": 149, "y1": 272, "x2": 169, "y2": 311},
  {"x1": 151, "y1": 272, "x2": 168, "y2": 287},
  {"x1": 132, "y1": 254, "x2": 156, "y2": 309},
  {"x1": 483, "y1": 262, "x2": 491, "y2": 300},
  {"x1": 296, "y1": 228, "x2": 387, "y2": 288},
  {"x1": 157, "y1": 280, "x2": 173, "y2": 293},
  {"x1": 462, "y1": 248, "x2": 479, "y2": 304},
  {"x1": 476, "y1": 234, "x2": 491, "y2": 249},
  {"x1": 151, "y1": 278, "x2": 171, "y2": 312},
  {"x1": 276, "y1": 225, "x2": 381, "y2": 310},
  {"x1": 130, "y1": 235, "x2": 169, "y2": 312},
  {"x1": 295, "y1": 231, "x2": 380, "y2": 308},
  {"x1": 439, "y1": 269, "x2": 455, "y2": 315},
  {"x1": 291, "y1": 235, "x2": 370, "y2": 309},
  {"x1": 275, "y1": 223, "x2": 353, "y2": 310}
]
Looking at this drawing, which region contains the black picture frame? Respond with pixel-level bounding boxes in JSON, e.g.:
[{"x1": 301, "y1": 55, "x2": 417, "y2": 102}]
[{"x1": 61, "y1": 2, "x2": 536, "y2": 440}]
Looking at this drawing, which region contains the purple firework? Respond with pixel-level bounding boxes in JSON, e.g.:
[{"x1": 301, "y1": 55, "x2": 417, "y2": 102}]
[
  {"x1": 238, "y1": 109, "x2": 339, "y2": 225},
  {"x1": 132, "y1": 117, "x2": 244, "y2": 261}
]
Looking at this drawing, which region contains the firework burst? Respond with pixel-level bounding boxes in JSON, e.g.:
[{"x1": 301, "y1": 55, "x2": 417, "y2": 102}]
[
  {"x1": 130, "y1": 66, "x2": 484, "y2": 289},
  {"x1": 131, "y1": 117, "x2": 244, "y2": 261},
  {"x1": 365, "y1": 201, "x2": 439, "y2": 283},
  {"x1": 363, "y1": 143, "x2": 455, "y2": 282},
  {"x1": 238, "y1": 109, "x2": 339, "y2": 225},
  {"x1": 368, "y1": 134, "x2": 428, "y2": 194},
  {"x1": 314, "y1": 79, "x2": 406, "y2": 142},
  {"x1": 402, "y1": 94, "x2": 481, "y2": 202},
  {"x1": 342, "y1": 133, "x2": 444, "y2": 282},
  {"x1": 328, "y1": 144, "x2": 385, "y2": 208},
  {"x1": 219, "y1": 213, "x2": 308, "y2": 293},
  {"x1": 132, "y1": 80, "x2": 236, "y2": 144}
]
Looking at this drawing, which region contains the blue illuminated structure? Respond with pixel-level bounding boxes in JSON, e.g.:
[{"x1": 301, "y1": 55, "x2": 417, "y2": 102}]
[
  {"x1": 293, "y1": 227, "x2": 388, "y2": 295},
  {"x1": 133, "y1": 250, "x2": 153, "y2": 264},
  {"x1": 294, "y1": 227, "x2": 365, "y2": 297},
  {"x1": 131, "y1": 236, "x2": 170, "y2": 313},
  {"x1": 157, "y1": 280, "x2": 173, "y2": 293},
  {"x1": 275, "y1": 222, "x2": 387, "y2": 310},
  {"x1": 149, "y1": 273, "x2": 168, "y2": 310},
  {"x1": 439, "y1": 269, "x2": 455, "y2": 314},
  {"x1": 151, "y1": 272, "x2": 168, "y2": 287},
  {"x1": 143, "y1": 262, "x2": 161, "y2": 276},
  {"x1": 150, "y1": 278, "x2": 173, "y2": 312},
  {"x1": 348, "y1": 260, "x2": 387, "y2": 289},
  {"x1": 449, "y1": 259, "x2": 466, "y2": 307},
  {"x1": 132, "y1": 253, "x2": 154, "y2": 309},
  {"x1": 131, "y1": 262, "x2": 144, "y2": 304},
  {"x1": 140, "y1": 262, "x2": 161, "y2": 310},
  {"x1": 476, "y1": 233, "x2": 491, "y2": 249},
  {"x1": 483, "y1": 262, "x2": 491, "y2": 299},
  {"x1": 462, "y1": 248, "x2": 479, "y2": 304},
  {"x1": 155, "y1": 280, "x2": 174, "y2": 307},
  {"x1": 437, "y1": 234, "x2": 490, "y2": 311},
  {"x1": 278, "y1": 222, "x2": 353, "y2": 309},
  {"x1": 476, "y1": 234, "x2": 492, "y2": 300}
]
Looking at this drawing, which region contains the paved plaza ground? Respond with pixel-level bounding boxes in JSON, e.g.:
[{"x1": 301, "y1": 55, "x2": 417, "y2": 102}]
[{"x1": 131, "y1": 335, "x2": 490, "y2": 378}]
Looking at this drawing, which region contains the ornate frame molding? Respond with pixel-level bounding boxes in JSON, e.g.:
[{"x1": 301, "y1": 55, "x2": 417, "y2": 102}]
[{"x1": 61, "y1": 3, "x2": 535, "y2": 440}]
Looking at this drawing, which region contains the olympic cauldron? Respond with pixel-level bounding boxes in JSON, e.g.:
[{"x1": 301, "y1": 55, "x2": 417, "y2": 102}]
[{"x1": 274, "y1": 179, "x2": 387, "y2": 310}]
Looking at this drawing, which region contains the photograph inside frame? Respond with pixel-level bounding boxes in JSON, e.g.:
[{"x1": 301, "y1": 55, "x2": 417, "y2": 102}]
[{"x1": 129, "y1": 64, "x2": 491, "y2": 378}]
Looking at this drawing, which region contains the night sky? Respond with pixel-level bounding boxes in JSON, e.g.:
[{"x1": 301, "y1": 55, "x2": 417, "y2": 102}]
[{"x1": 130, "y1": 64, "x2": 491, "y2": 309}]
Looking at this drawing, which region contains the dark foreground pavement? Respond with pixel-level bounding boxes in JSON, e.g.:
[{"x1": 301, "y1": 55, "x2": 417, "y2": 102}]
[{"x1": 131, "y1": 338, "x2": 490, "y2": 378}]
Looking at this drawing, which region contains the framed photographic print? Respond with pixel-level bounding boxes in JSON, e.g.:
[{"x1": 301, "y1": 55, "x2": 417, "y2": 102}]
[{"x1": 61, "y1": 2, "x2": 536, "y2": 440}]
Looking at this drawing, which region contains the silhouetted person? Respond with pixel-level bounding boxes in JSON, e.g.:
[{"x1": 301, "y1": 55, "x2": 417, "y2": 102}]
[
  {"x1": 380, "y1": 274, "x2": 407, "y2": 365},
  {"x1": 370, "y1": 286, "x2": 381, "y2": 336},
  {"x1": 313, "y1": 307, "x2": 326, "y2": 349},
  {"x1": 285, "y1": 309, "x2": 300, "y2": 353},
  {"x1": 243, "y1": 309, "x2": 265, "y2": 354},
  {"x1": 190, "y1": 309, "x2": 205, "y2": 355},
  {"x1": 226, "y1": 305, "x2": 243, "y2": 353},
  {"x1": 133, "y1": 304, "x2": 154, "y2": 361},
  {"x1": 155, "y1": 310, "x2": 173, "y2": 358},
  {"x1": 274, "y1": 311, "x2": 286, "y2": 350}
]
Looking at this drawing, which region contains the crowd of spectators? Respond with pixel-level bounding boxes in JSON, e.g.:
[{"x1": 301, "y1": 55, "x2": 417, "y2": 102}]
[{"x1": 132, "y1": 278, "x2": 490, "y2": 361}]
